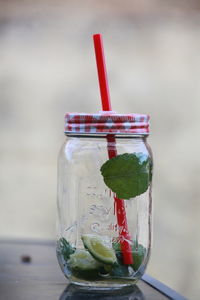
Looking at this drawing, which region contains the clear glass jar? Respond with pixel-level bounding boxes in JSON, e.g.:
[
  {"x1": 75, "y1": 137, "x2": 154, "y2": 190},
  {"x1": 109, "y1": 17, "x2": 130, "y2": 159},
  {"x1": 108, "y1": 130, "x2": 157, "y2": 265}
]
[{"x1": 56, "y1": 113, "x2": 152, "y2": 291}]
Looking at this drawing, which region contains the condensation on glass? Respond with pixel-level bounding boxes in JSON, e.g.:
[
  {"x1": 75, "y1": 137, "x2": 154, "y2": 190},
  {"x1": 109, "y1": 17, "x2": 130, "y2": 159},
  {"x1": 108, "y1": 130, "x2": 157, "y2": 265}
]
[{"x1": 56, "y1": 112, "x2": 153, "y2": 291}]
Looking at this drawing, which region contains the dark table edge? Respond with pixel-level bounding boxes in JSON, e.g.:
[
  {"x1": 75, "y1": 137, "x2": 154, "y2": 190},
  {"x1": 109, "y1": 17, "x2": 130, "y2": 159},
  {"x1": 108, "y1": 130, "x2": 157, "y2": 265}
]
[
  {"x1": 142, "y1": 274, "x2": 188, "y2": 300},
  {"x1": 0, "y1": 239, "x2": 188, "y2": 300}
]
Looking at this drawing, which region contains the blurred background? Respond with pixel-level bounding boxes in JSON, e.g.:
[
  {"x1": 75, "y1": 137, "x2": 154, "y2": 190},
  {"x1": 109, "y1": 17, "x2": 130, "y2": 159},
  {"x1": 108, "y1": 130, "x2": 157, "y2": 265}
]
[{"x1": 0, "y1": 0, "x2": 200, "y2": 299}]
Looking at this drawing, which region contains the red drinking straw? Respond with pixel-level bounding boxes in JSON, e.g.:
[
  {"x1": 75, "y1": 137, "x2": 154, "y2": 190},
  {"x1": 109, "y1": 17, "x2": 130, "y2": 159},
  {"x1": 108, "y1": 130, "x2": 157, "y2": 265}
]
[{"x1": 93, "y1": 34, "x2": 133, "y2": 265}]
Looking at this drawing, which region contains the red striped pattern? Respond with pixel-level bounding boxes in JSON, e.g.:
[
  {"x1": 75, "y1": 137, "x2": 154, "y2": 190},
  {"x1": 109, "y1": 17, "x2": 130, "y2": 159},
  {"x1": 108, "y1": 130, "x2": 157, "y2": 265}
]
[{"x1": 65, "y1": 112, "x2": 150, "y2": 134}]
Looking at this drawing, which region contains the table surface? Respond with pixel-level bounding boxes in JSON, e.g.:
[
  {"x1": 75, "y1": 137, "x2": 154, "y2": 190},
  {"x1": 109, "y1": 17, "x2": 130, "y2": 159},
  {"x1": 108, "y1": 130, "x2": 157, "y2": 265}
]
[{"x1": 0, "y1": 240, "x2": 188, "y2": 300}]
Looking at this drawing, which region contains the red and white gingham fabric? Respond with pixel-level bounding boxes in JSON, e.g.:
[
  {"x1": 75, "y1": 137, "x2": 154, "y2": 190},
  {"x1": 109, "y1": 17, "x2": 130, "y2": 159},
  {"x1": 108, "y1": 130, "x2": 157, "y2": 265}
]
[{"x1": 65, "y1": 112, "x2": 150, "y2": 134}]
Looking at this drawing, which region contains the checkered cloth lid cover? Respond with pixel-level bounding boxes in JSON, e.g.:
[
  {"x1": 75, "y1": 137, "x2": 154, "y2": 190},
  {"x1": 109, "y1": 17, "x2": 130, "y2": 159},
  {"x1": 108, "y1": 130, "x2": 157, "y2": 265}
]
[{"x1": 64, "y1": 111, "x2": 150, "y2": 134}]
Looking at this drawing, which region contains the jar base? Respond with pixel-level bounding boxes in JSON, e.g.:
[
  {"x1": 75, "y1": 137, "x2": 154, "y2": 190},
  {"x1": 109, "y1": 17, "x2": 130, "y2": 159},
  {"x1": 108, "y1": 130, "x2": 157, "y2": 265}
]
[
  {"x1": 60, "y1": 282, "x2": 144, "y2": 300},
  {"x1": 69, "y1": 277, "x2": 139, "y2": 293}
]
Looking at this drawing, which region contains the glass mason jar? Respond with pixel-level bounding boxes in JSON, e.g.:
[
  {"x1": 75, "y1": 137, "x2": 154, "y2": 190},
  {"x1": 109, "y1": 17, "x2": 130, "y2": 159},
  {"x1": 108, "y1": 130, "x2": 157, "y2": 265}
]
[{"x1": 56, "y1": 112, "x2": 152, "y2": 291}]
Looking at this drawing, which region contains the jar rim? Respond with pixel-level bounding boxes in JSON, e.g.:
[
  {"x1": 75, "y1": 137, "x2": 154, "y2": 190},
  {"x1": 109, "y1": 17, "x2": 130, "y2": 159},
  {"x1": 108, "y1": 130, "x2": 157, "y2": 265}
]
[
  {"x1": 64, "y1": 132, "x2": 149, "y2": 138},
  {"x1": 64, "y1": 112, "x2": 150, "y2": 135}
]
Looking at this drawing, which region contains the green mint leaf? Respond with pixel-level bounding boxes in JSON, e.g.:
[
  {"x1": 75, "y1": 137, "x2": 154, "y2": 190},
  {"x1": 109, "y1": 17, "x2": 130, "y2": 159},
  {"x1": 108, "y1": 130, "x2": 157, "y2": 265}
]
[
  {"x1": 100, "y1": 153, "x2": 152, "y2": 199},
  {"x1": 112, "y1": 241, "x2": 146, "y2": 270},
  {"x1": 57, "y1": 237, "x2": 75, "y2": 261}
]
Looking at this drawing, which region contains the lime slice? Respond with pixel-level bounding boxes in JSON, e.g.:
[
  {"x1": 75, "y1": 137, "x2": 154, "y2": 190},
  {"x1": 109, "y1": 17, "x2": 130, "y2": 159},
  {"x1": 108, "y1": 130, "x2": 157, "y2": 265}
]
[
  {"x1": 81, "y1": 234, "x2": 117, "y2": 265},
  {"x1": 68, "y1": 249, "x2": 101, "y2": 271},
  {"x1": 68, "y1": 249, "x2": 102, "y2": 279}
]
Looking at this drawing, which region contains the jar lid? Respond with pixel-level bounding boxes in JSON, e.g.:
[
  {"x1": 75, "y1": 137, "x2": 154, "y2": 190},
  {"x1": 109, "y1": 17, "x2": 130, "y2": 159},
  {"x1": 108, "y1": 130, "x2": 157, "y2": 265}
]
[{"x1": 64, "y1": 112, "x2": 150, "y2": 135}]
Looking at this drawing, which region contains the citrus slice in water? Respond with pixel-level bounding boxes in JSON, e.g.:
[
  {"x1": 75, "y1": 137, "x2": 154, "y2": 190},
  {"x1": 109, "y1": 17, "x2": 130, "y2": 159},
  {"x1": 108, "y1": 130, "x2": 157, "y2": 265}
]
[
  {"x1": 68, "y1": 249, "x2": 103, "y2": 279},
  {"x1": 68, "y1": 249, "x2": 101, "y2": 271},
  {"x1": 81, "y1": 234, "x2": 117, "y2": 265}
]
